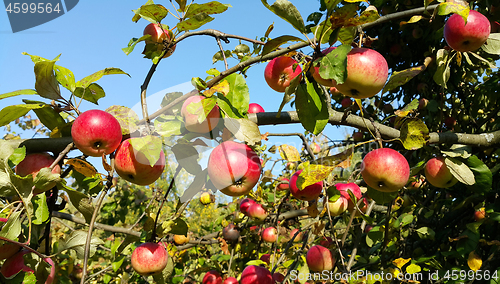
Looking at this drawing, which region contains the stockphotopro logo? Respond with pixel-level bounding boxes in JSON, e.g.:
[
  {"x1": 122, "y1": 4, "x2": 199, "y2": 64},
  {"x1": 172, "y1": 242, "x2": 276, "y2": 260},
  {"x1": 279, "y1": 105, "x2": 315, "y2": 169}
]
[{"x1": 4, "y1": 0, "x2": 79, "y2": 32}]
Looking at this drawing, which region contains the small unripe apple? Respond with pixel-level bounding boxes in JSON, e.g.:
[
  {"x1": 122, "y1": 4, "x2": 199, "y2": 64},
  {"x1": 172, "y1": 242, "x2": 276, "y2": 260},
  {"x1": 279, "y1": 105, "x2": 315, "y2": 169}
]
[
  {"x1": 261, "y1": 227, "x2": 278, "y2": 243},
  {"x1": 289, "y1": 170, "x2": 323, "y2": 201},
  {"x1": 223, "y1": 277, "x2": 239, "y2": 284},
  {"x1": 264, "y1": 56, "x2": 302, "y2": 92},
  {"x1": 114, "y1": 138, "x2": 166, "y2": 186},
  {"x1": 289, "y1": 228, "x2": 303, "y2": 242},
  {"x1": 276, "y1": 177, "x2": 289, "y2": 191},
  {"x1": 240, "y1": 265, "x2": 273, "y2": 284},
  {"x1": 181, "y1": 95, "x2": 220, "y2": 134},
  {"x1": 131, "y1": 242, "x2": 169, "y2": 276},
  {"x1": 418, "y1": 98, "x2": 429, "y2": 109},
  {"x1": 474, "y1": 208, "x2": 486, "y2": 221},
  {"x1": 200, "y1": 192, "x2": 214, "y2": 205},
  {"x1": 222, "y1": 224, "x2": 240, "y2": 243},
  {"x1": 327, "y1": 195, "x2": 348, "y2": 216},
  {"x1": 173, "y1": 234, "x2": 190, "y2": 245},
  {"x1": 412, "y1": 27, "x2": 424, "y2": 39},
  {"x1": 239, "y1": 198, "x2": 256, "y2": 215},
  {"x1": 444, "y1": 10, "x2": 491, "y2": 52},
  {"x1": 15, "y1": 152, "x2": 61, "y2": 194},
  {"x1": 203, "y1": 270, "x2": 223, "y2": 284},
  {"x1": 306, "y1": 245, "x2": 335, "y2": 272},
  {"x1": 424, "y1": 157, "x2": 458, "y2": 188},
  {"x1": 361, "y1": 148, "x2": 410, "y2": 192},
  {"x1": 248, "y1": 103, "x2": 265, "y2": 113},
  {"x1": 71, "y1": 109, "x2": 123, "y2": 157},
  {"x1": 247, "y1": 203, "x2": 268, "y2": 221}
]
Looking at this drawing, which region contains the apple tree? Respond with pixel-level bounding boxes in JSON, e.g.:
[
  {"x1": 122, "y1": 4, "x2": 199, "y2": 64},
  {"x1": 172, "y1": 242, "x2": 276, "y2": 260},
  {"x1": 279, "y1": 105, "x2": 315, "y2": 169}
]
[{"x1": 1, "y1": 0, "x2": 500, "y2": 283}]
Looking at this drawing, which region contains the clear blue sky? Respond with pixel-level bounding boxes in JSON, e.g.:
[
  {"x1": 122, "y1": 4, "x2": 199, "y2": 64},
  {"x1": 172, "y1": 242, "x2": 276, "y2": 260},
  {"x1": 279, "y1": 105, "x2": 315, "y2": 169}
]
[{"x1": 0, "y1": 1, "x2": 350, "y2": 197}]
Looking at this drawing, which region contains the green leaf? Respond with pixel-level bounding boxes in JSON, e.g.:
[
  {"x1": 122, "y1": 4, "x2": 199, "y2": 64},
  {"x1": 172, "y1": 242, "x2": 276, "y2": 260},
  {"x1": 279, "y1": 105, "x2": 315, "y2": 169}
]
[
  {"x1": 106, "y1": 105, "x2": 140, "y2": 135},
  {"x1": 441, "y1": 144, "x2": 472, "y2": 159},
  {"x1": 416, "y1": 227, "x2": 435, "y2": 240},
  {"x1": 468, "y1": 51, "x2": 497, "y2": 69},
  {"x1": 132, "y1": 3, "x2": 169, "y2": 23},
  {"x1": 262, "y1": 35, "x2": 305, "y2": 56},
  {"x1": 261, "y1": 0, "x2": 306, "y2": 33},
  {"x1": 154, "y1": 115, "x2": 183, "y2": 137},
  {"x1": 171, "y1": 143, "x2": 202, "y2": 175},
  {"x1": 56, "y1": 230, "x2": 104, "y2": 259},
  {"x1": 73, "y1": 83, "x2": 105, "y2": 105},
  {"x1": 34, "y1": 167, "x2": 61, "y2": 193},
  {"x1": 32, "y1": 194, "x2": 49, "y2": 225},
  {"x1": 338, "y1": 26, "x2": 356, "y2": 45},
  {"x1": 366, "y1": 186, "x2": 397, "y2": 204},
  {"x1": 433, "y1": 48, "x2": 451, "y2": 88},
  {"x1": 466, "y1": 155, "x2": 492, "y2": 192},
  {"x1": 436, "y1": 2, "x2": 469, "y2": 22},
  {"x1": 8, "y1": 146, "x2": 26, "y2": 166},
  {"x1": 223, "y1": 118, "x2": 262, "y2": 146},
  {"x1": 61, "y1": 186, "x2": 95, "y2": 224},
  {"x1": 295, "y1": 82, "x2": 329, "y2": 135},
  {"x1": 399, "y1": 118, "x2": 429, "y2": 150},
  {"x1": 177, "y1": 13, "x2": 215, "y2": 32},
  {"x1": 34, "y1": 61, "x2": 62, "y2": 100},
  {"x1": 0, "y1": 89, "x2": 37, "y2": 100},
  {"x1": 29, "y1": 102, "x2": 66, "y2": 131},
  {"x1": 76, "y1": 68, "x2": 130, "y2": 89},
  {"x1": 0, "y1": 211, "x2": 22, "y2": 241},
  {"x1": 166, "y1": 218, "x2": 189, "y2": 235},
  {"x1": 366, "y1": 226, "x2": 384, "y2": 247},
  {"x1": 191, "y1": 77, "x2": 208, "y2": 91},
  {"x1": 54, "y1": 65, "x2": 76, "y2": 92},
  {"x1": 482, "y1": 33, "x2": 500, "y2": 55},
  {"x1": 122, "y1": 35, "x2": 151, "y2": 55},
  {"x1": 184, "y1": 1, "x2": 231, "y2": 18},
  {"x1": 383, "y1": 65, "x2": 426, "y2": 94},
  {"x1": 129, "y1": 136, "x2": 164, "y2": 167},
  {"x1": 318, "y1": 44, "x2": 350, "y2": 84},
  {"x1": 22, "y1": 52, "x2": 54, "y2": 64},
  {"x1": 112, "y1": 255, "x2": 126, "y2": 272},
  {"x1": 445, "y1": 157, "x2": 475, "y2": 186},
  {"x1": 0, "y1": 103, "x2": 46, "y2": 127},
  {"x1": 216, "y1": 73, "x2": 249, "y2": 118}
]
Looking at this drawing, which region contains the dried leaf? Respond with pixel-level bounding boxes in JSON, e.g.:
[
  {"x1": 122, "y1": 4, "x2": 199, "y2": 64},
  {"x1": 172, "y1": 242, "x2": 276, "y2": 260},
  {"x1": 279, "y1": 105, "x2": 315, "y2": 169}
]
[{"x1": 66, "y1": 158, "x2": 98, "y2": 177}]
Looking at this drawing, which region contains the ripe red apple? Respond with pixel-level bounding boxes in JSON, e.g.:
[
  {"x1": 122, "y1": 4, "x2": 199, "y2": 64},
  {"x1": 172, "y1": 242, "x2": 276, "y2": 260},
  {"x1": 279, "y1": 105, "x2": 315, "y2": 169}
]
[
  {"x1": 114, "y1": 138, "x2": 166, "y2": 185},
  {"x1": 260, "y1": 253, "x2": 271, "y2": 264},
  {"x1": 407, "y1": 175, "x2": 426, "y2": 190},
  {"x1": 71, "y1": 109, "x2": 122, "y2": 157},
  {"x1": 223, "y1": 277, "x2": 239, "y2": 284},
  {"x1": 341, "y1": 97, "x2": 353, "y2": 108},
  {"x1": 361, "y1": 148, "x2": 410, "y2": 192},
  {"x1": 424, "y1": 157, "x2": 458, "y2": 188},
  {"x1": 273, "y1": 272, "x2": 285, "y2": 283},
  {"x1": 289, "y1": 170, "x2": 323, "y2": 201},
  {"x1": 327, "y1": 195, "x2": 348, "y2": 216},
  {"x1": 222, "y1": 224, "x2": 240, "y2": 243},
  {"x1": 335, "y1": 183, "x2": 363, "y2": 211},
  {"x1": 247, "y1": 203, "x2": 268, "y2": 221},
  {"x1": 289, "y1": 228, "x2": 303, "y2": 242},
  {"x1": 444, "y1": 117, "x2": 457, "y2": 129},
  {"x1": 418, "y1": 98, "x2": 429, "y2": 109},
  {"x1": 261, "y1": 227, "x2": 278, "y2": 243},
  {"x1": 276, "y1": 177, "x2": 289, "y2": 191},
  {"x1": 264, "y1": 56, "x2": 302, "y2": 92},
  {"x1": 173, "y1": 234, "x2": 190, "y2": 245},
  {"x1": 319, "y1": 236, "x2": 333, "y2": 247},
  {"x1": 239, "y1": 198, "x2": 256, "y2": 215},
  {"x1": 143, "y1": 23, "x2": 176, "y2": 58},
  {"x1": 334, "y1": 48, "x2": 389, "y2": 99},
  {"x1": 474, "y1": 208, "x2": 486, "y2": 221},
  {"x1": 311, "y1": 143, "x2": 321, "y2": 154},
  {"x1": 248, "y1": 103, "x2": 265, "y2": 113},
  {"x1": 181, "y1": 95, "x2": 220, "y2": 134},
  {"x1": 15, "y1": 152, "x2": 61, "y2": 194},
  {"x1": 240, "y1": 265, "x2": 273, "y2": 284},
  {"x1": 207, "y1": 141, "x2": 262, "y2": 197},
  {"x1": 203, "y1": 270, "x2": 223, "y2": 284},
  {"x1": 0, "y1": 250, "x2": 34, "y2": 278},
  {"x1": 306, "y1": 245, "x2": 335, "y2": 272},
  {"x1": 444, "y1": 10, "x2": 491, "y2": 52},
  {"x1": 131, "y1": 242, "x2": 168, "y2": 276},
  {"x1": 311, "y1": 47, "x2": 337, "y2": 87}
]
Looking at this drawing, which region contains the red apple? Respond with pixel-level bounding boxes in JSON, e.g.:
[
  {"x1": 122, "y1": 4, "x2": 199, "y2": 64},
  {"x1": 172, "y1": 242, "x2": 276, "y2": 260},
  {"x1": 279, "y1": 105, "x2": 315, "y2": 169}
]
[
  {"x1": 264, "y1": 56, "x2": 302, "y2": 92},
  {"x1": 239, "y1": 198, "x2": 256, "y2": 216},
  {"x1": 329, "y1": 87, "x2": 342, "y2": 97},
  {"x1": 222, "y1": 224, "x2": 240, "y2": 243},
  {"x1": 412, "y1": 27, "x2": 424, "y2": 39},
  {"x1": 424, "y1": 157, "x2": 458, "y2": 188},
  {"x1": 289, "y1": 170, "x2": 323, "y2": 201},
  {"x1": 311, "y1": 143, "x2": 321, "y2": 154},
  {"x1": 71, "y1": 109, "x2": 122, "y2": 157},
  {"x1": 181, "y1": 95, "x2": 220, "y2": 134},
  {"x1": 15, "y1": 152, "x2": 61, "y2": 194},
  {"x1": 289, "y1": 228, "x2": 303, "y2": 242},
  {"x1": 0, "y1": 250, "x2": 34, "y2": 278},
  {"x1": 261, "y1": 227, "x2": 278, "y2": 243},
  {"x1": 364, "y1": 225, "x2": 374, "y2": 233},
  {"x1": 273, "y1": 272, "x2": 285, "y2": 283},
  {"x1": 407, "y1": 176, "x2": 426, "y2": 190},
  {"x1": 361, "y1": 148, "x2": 410, "y2": 192},
  {"x1": 444, "y1": 117, "x2": 457, "y2": 129},
  {"x1": 240, "y1": 265, "x2": 273, "y2": 284},
  {"x1": 444, "y1": 10, "x2": 491, "y2": 52},
  {"x1": 335, "y1": 183, "x2": 363, "y2": 211},
  {"x1": 260, "y1": 253, "x2": 271, "y2": 264},
  {"x1": 352, "y1": 132, "x2": 363, "y2": 141},
  {"x1": 208, "y1": 141, "x2": 262, "y2": 197},
  {"x1": 247, "y1": 203, "x2": 268, "y2": 221},
  {"x1": 131, "y1": 242, "x2": 168, "y2": 276},
  {"x1": 311, "y1": 47, "x2": 337, "y2": 87},
  {"x1": 203, "y1": 270, "x2": 223, "y2": 284},
  {"x1": 319, "y1": 236, "x2": 333, "y2": 247},
  {"x1": 114, "y1": 138, "x2": 166, "y2": 185},
  {"x1": 223, "y1": 277, "x2": 239, "y2": 284},
  {"x1": 276, "y1": 177, "x2": 289, "y2": 191},
  {"x1": 327, "y1": 195, "x2": 348, "y2": 216},
  {"x1": 334, "y1": 48, "x2": 389, "y2": 99},
  {"x1": 306, "y1": 245, "x2": 335, "y2": 272},
  {"x1": 143, "y1": 23, "x2": 176, "y2": 58},
  {"x1": 248, "y1": 103, "x2": 265, "y2": 113},
  {"x1": 341, "y1": 97, "x2": 353, "y2": 108},
  {"x1": 474, "y1": 208, "x2": 486, "y2": 221},
  {"x1": 418, "y1": 98, "x2": 429, "y2": 109}
]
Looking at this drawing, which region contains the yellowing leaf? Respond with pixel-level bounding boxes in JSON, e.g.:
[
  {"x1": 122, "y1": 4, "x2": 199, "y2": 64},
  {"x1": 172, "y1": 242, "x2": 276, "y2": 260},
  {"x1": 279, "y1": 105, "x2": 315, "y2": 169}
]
[
  {"x1": 400, "y1": 118, "x2": 429, "y2": 150},
  {"x1": 66, "y1": 158, "x2": 97, "y2": 177},
  {"x1": 307, "y1": 201, "x2": 319, "y2": 217},
  {"x1": 400, "y1": 15, "x2": 422, "y2": 26},
  {"x1": 279, "y1": 144, "x2": 301, "y2": 162},
  {"x1": 204, "y1": 80, "x2": 230, "y2": 97},
  {"x1": 467, "y1": 251, "x2": 482, "y2": 271},
  {"x1": 315, "y1": 147, "x2": 353, "y2": 168},
  {"x1": 299, "y1": 164, "x2": 334, "y2": 188},
  {"x1": 393, "y1": 258, "x2": 411, "y2": 269},
  {"x1": 406, "y1": 263, "x2": 421, "y2": 274},
  {"x1": 394, "y1": 99, "x2": 419, "y2": 117}
]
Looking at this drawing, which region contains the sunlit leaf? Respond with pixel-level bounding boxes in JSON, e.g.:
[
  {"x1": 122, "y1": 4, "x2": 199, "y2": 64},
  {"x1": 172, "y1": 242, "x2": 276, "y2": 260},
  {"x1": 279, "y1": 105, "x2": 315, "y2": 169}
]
[
  {"x1": 132, "y1": 3, "x2": 169, "y2": 23},
  {"x1": 400, "y1": 118, "x2": 429, "y2": 150},
  {"x1": 394, "y1": 99, "x2": 419, "y2": 117},
  {"x1": 261, "y1": 0, "x2": 306, "y2": 33},
  {"x1": 279, "y1": 144, "x2": 301, "y2": 161},
  {"x1": 299, "y1": 164, "x2": 334, "y2": 188},
  {"x1": 262, "y1": 35, "x2": 305, "y2": 56},
  {"x1": 467, "y1": 251, "x2": 482, "y2": 271},
  {"x1": 0, "y1": 103, "x2": 46, "y2": 127},
  {"x1": 106, "y1": 105, "x2": 139, "y2": 135},
  {"x1": 445, "y1": 157, "x2": 475, "y2": 186},
  {"x1": 129, "y1": 135, "x2": 164, "y2": 167},
  {"x1": 482, "y1": 33, "x2": 500, "y2": 55},
  {"x1": 56, "y1": 230, "x2": 104, "y2": 259},
  {"x1": 436, "y1": 2, "x2": 469, "y2": 22},
  {"x1": 66, "y1": 158, "x2": 98, "y2": 178},
  {"x1": 34, "y1": 61, "x2": 62, "y2": 100},
  {"x1": 204, "y1": 80, "x2": 230, "y2": 97},
  {"x1": 223, "y1": 118, "x2": 261, "y2": 146},
  {"x1": 0, "y1": 89, "x2": 37, "y2": 100},
  {"x1": 383, "y1": 65, "x2": 426, "y2": 94},
  {"x1": 76, "y1": 68, "x2": 130, "y2": 89}
]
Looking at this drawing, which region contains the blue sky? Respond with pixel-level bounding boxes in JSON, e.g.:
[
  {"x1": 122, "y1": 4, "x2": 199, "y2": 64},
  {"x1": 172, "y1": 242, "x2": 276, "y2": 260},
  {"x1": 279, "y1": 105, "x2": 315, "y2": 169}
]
[{"x1": 0, "y1": 1, "x2": 351, "y2": 197}]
